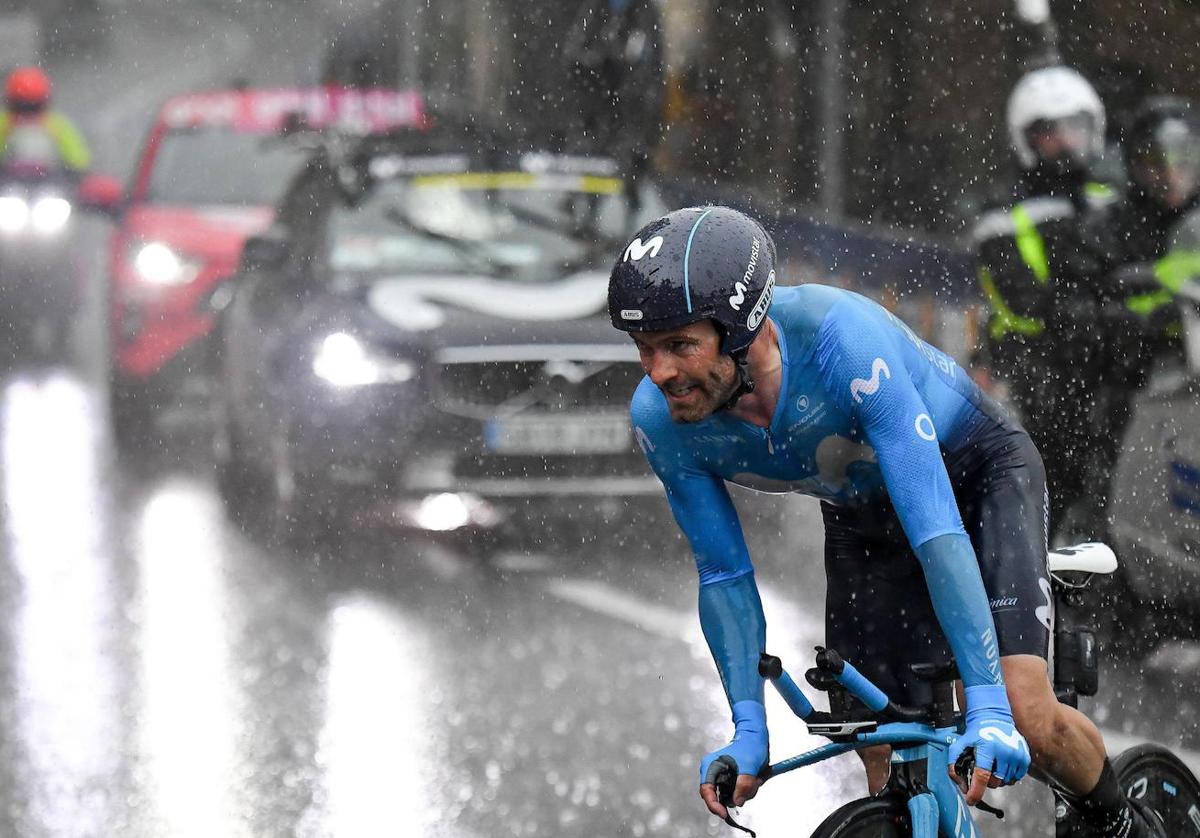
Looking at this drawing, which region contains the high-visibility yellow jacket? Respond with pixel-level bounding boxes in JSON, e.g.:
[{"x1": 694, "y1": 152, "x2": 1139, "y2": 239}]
[
  {"x1": 973, "y1": 185, "x2": 1112, "y2": 346},
  {"x1": 0, "y1": 110, "x2": 91, "y2": 172}
]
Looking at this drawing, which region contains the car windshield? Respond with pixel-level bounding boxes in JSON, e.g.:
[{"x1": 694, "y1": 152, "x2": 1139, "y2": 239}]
[
  {"x1": 145, "y1": 128, "x2": 309, "y2": 206},
  {"x1": 327, "y1": 171, "x2": 667, "y2": 280}
]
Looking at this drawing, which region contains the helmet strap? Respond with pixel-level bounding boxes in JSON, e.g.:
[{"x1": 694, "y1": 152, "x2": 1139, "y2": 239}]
[{"x1": 717, "y1": 348, "x2": 755, "y2": 412}]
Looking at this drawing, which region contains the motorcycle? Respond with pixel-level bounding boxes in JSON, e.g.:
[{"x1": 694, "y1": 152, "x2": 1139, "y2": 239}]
[{"x1": 0, "y1": 162, "x2": 83, "y2": 364}]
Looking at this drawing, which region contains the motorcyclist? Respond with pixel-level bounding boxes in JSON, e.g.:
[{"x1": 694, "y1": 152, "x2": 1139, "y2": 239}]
[
  {"x1": 0, "y1": 66, "x2": 91, "y2": 174},
  {"x1": 973, "y1": 65, "x2": 1112, "y2": 536}
]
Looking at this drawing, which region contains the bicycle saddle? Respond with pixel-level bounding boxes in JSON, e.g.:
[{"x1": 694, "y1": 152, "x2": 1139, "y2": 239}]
[{"x1": 1048, "y1": 542, "x2": 1117, "y2": 578}]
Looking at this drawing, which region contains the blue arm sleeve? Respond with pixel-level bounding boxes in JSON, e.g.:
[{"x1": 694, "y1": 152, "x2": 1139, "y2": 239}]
[
  {"x1": 631, "y1": 385, "x2": 765, "y2": 706},
  {"x1": 698, "y1": 573, "x2": 767, "y2": 705},
  {"x1": 815, "y1": 304, "x2": 1003, "y2": 688},
  {"x1": 915, "y1": 534, "x2": 1004, "y2": 687}
]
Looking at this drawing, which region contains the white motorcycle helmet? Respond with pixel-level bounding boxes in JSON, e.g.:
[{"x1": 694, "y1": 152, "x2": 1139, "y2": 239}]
[{"x1": 1007, "y1": 66, "x2": 1106, "y2": 171}]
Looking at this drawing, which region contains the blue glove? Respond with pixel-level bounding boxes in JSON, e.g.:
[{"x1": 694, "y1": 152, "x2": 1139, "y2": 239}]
[
  {"x1": 948, "y1": 685, "x2": 1031, "y2": 784},
  {"x1": 699, "y1": 701, "x2": 769, "y2": 785}
]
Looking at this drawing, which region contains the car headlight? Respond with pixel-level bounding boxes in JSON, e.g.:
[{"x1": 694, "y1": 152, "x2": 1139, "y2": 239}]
[
  {"x1": 130, "y1": 241, "x2": 202, "y2": 286},
  {"x1": 0, "y1": 195, "x2": 29, "y2": 234},
  {"x1": 30, "y1": 195, "x2": 72, "y2": 234},
  {"x1": 311, "y1": 332, "x2": 416, "y2": 388}
]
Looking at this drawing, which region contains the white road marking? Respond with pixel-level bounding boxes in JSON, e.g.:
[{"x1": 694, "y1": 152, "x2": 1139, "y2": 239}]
[
  {"x1": 543, "y1": 576, "x2": 1200, "y2": 777},
  {"x1": 491, "y1": 552, "x2": 554, "y2": 573}
]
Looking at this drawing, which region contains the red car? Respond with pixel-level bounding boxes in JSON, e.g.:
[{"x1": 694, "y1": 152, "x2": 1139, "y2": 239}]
[{"x1": 109, "y1": 86, "x2": 424, "y2": 428}]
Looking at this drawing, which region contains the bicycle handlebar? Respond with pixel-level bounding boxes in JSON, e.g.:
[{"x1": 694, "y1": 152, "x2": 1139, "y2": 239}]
[
  {"x1": 814, "y1": 647, "x2": 889, "y2": 713},
  {"x1": 759, "y1": 650, "x2": 943, "y2": 727},
  {"x1": 750, "y1": 648, "x2": 1007, "y2": 823},
  {"x1": 757, "y1": 654, "x2": 816, "y2": 720}
]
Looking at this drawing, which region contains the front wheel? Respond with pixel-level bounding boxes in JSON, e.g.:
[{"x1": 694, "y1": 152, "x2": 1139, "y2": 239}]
[
  {"x1": 1113, "y1": 743, "x2": 1200, "y2": 836},
  {"x1": 810, "y1": 796, "x2": 914, "y2": 837}
]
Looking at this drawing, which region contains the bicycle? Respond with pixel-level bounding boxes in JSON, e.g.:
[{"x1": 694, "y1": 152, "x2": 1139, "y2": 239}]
[{"x1": 709, "y1": 542, "x2": 1200, "y2": 836}]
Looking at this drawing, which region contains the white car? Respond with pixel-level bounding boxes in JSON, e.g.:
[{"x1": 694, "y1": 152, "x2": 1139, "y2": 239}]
[{"x1": 1108, "y1": 280, "x2": 1200, "y2": 624}]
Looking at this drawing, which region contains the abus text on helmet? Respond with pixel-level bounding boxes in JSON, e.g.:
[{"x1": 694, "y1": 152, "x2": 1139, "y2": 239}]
[{"x1": 746, "y1": 270, "x2": 775, "y2": 331}]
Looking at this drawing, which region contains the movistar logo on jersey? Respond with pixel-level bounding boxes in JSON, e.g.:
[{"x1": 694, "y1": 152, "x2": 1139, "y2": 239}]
[
  {"x1": 624, "y1": 235, "x2": 663, "y2": 262},
  {"x1": 728, "y1": 237, "x2": 761, "y2": 311},
  {"x1": 914, "y1": 412, "x2": 937, "y2": 441},
  {"x1": 745, "y1": 270, "x2": 775, "y2": 330},
  {"x1": 1035, "y1": 577, "x2": 1053, "y2": 630},
  {"x1": 849, "y1": 358, "x2": 891, "y2": 403}
]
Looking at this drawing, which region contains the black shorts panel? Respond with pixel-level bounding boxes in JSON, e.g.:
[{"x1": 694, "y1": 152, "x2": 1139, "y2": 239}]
[{"x1": 822, "y1": 397, "x2": 1051, "y2": 705}]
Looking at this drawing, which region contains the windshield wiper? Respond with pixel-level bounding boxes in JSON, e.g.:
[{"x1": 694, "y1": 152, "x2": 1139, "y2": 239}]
[
  {"x1": 383, "y1": 206, "x2": 510, "y2": 276},
  {"x1": 498, "y1": 199, "x2": 619, "y2": 248}
]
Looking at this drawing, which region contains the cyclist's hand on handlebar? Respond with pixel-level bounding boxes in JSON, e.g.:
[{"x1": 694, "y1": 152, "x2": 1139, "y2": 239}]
[
  {"x1": 698, "y1": 701, "x2": 768, "y2": 819},
  {"x1": 699, "y1": 758, "x2": 762, "y2": 820},
  {"x1": 947, "y1": 685, "x2": 1030, "y2": 806},
  {"x1": 951, "y1": 747, "x2": 1004, "y2": 805}
]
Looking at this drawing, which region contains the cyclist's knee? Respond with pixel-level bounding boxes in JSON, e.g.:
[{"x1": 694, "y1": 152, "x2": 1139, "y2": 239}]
[{"x1": 1013, "y1": 699, "x2": 1071, "y2": 758}]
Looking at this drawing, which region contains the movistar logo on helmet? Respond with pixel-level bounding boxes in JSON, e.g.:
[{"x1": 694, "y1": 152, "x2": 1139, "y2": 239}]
[
  {"x1": 745, "y1": 269, "x2": 775, "y2": 331},
  {"x1": 728, "y1": 237, "x2": 761, "y2": 311},
  {"x1": 624, "y1": 235, "x2": 664, "y2": 262}
]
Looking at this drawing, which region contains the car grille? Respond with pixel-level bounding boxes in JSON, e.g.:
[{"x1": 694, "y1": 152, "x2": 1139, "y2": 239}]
[
  {"x1": 429, "y1": 352, "x2": 652, "y2": 486},
  {"x1": 455, "y1": 452, "x2": 649, "y2": 480},
  {"x1": 435, "y1": 358, "x2": 645, "y2": 416}
]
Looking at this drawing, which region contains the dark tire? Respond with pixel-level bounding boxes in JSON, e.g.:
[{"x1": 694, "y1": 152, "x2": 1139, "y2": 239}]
[
  {"x1": 1112, "y1": 743, "x2": 1200, "y2": 836},
  {"x1": 214, "y1": 417, "x2": 267, "y2": 526},
  {"x1": 263, "y1": 424, "x2": 338, "y2": 549},
  {"x1": 810, "y1": 795, "x2": 915, "y2": 837},
  {"x1": 110, "y1": 376, "x2": 158, "y2": 454}
]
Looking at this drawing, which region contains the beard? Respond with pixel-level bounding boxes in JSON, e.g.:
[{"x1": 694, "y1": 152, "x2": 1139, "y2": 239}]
[{"x1": 661, "y1": 356, "x2": 741, "y2": 423}]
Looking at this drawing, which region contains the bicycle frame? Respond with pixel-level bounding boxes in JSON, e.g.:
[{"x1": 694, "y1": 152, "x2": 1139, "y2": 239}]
[
  {"x1": 765, "y1": 723, "x2": 977, "y2": 837},
  {"x1": 757, "y1": 652, "x2": 982, "y2": 837}
]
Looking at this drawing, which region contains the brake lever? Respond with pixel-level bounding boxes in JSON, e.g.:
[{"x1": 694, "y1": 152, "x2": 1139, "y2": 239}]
[
  {"x1": 976, "y1": 800, "x2": 1006, "y2": 820},
  {"x1": 953, "y1": 749, "x2": 1006, "y2": 820},
  {"x1": 953, "y1": 749, "x2": 975, "y2": 788},
  {"x1": 707, "y1": 756, "x2": 758, "y2": 837},
  {"x1": 710, "y1": 755, "x2": 738, "y2": 807}
]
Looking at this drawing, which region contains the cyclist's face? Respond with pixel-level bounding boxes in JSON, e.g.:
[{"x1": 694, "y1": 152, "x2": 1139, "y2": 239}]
[{"x1": 632, "y1": 320, "x2": 739, "y2": 423}]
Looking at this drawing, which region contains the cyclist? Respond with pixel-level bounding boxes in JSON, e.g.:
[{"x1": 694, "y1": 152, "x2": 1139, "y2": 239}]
[
  {"x1": 609, "y1": 206, "x2": 1164, "y2": 836},
  {"x1": 0, "y1": 66, "x2": 91, "y2": 174},
  {"x1": 973, "y1": 65, "x2": 1113, "y2": 536}
]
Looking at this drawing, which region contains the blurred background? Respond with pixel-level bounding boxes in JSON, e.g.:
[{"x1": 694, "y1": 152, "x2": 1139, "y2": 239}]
[{"x1": 0, "y1": 0, "x2": 1198, "y2": 835}]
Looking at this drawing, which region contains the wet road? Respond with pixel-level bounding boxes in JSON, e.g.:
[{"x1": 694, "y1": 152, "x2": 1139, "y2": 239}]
[{"x1": 1, "y1": 5, "x2": 1198, "y2": 836}]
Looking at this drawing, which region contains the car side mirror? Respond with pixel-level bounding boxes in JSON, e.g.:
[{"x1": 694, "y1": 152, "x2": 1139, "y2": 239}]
[
  {"x1": 240, "y1": 232, "x2": 290, "y2": 272},
  {"x1": 77, "y1": 173, "x2": 123, "y2": 216}
]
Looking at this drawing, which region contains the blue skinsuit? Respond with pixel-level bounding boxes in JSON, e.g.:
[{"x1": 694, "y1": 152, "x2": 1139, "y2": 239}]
[{"x1": 631, "y1": 284, "x2": 1005, "y2": 712}]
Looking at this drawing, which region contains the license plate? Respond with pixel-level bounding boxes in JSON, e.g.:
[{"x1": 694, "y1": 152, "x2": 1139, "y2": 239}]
[{"x1": 484, "y1": 413, "x2": 631, "y2": 454}]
